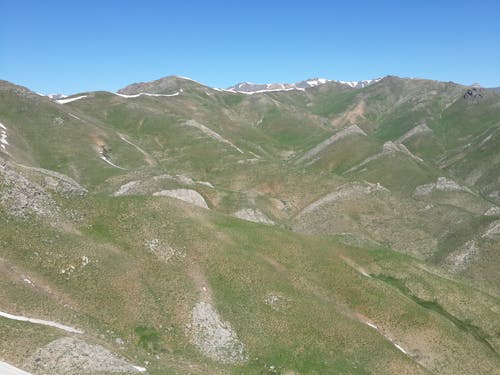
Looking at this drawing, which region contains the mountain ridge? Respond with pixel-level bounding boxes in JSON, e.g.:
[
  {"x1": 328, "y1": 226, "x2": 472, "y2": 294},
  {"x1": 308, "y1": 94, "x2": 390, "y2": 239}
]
[{"x1": 29, "y1": 74, "x2": 486, "y2": 98}]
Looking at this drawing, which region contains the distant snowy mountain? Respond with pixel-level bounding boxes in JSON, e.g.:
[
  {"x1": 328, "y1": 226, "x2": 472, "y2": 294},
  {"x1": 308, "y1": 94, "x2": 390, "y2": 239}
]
[
  {"x1": 46, "y1": 93, "x2": 67, "y2": 100},
  {"x1": 226, "y1": 77, "x2": 381, "y2": 94},
  {"x1": 336, "y1": 78, "x2": 382, "y2": 88}
]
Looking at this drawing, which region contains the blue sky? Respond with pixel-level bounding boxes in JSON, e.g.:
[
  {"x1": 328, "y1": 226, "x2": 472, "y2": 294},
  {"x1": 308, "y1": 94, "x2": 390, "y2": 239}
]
[{"x1": 1, "y1": 0, "x2": 499, "y2": 94}]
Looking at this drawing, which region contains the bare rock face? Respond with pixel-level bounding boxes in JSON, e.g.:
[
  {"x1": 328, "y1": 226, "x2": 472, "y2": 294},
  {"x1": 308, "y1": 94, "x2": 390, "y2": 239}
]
[
  {"x1": 414, "y1": 177, "x2": 472, "y2": 197},
  {"x1": 464, "y1": 84, "x2": 485, "y2": 100},
  {"x1": 146, "y1": 238, "x2": 186, "y2": 262},
  {"x1": 484, "y1": 206, "x2": 500, "y2": 216},
  {"x1": 232, "y1": 208, "x2": 275, "y2": 225},
  {"x1": 188, "y1": 302, "x2": 248, "y2": 364},
  {"x1": 397, "y1": 123, "x2": 432, "y2": 143},
  {"x1": 445, "y1": 240, "x2": 479, "y2": 271},
  {"x1": 113, "y1": 175, "x2": 214, "y2": 197},
  {"x1": 482, "y1": 220, "x2": 500, "y2": 239},
  {"x1": 152, "y1": 189, "x2": 209, "y2": 209},
  {"x1": 296, "y1": 125, "x2": 366, "y2": 164},
  {"x1": 24, "y1": 337, "x2": 145, "y2": 374},
  {"x1": 297, "y1": 181, "x2": 390, "y2": 218},
  {"x1": 13, "y1": 164, "x2": 87, "y2": 197}
]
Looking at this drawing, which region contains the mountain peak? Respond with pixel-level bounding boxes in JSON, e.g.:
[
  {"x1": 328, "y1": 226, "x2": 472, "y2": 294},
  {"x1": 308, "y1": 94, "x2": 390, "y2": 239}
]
[
  {"x1": 225, "y1": 77, "x2": 381, "y2": 94},
  {"x1": 117, "y1": 75, "x2": 205, "y2": 95}
]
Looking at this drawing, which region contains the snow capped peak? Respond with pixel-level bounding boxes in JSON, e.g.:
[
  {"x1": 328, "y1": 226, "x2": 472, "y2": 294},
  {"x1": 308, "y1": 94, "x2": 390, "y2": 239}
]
[
  {"x1": 225, "y1": 77, "x2": 380, "y2": 94},
  {"x1": 337, "y1": 78, "x2": 382, "y2": 88},
  {"x1": 304, "y1": 78, "x2": 331, "y2": 86},
  {"x1": 46, "y1": 93, "x2": 68, "y2": 100}
]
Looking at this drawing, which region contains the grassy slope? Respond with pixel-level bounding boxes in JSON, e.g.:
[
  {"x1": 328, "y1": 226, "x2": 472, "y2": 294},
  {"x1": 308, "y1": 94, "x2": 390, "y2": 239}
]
[
  {"x1": 1, "y1": 76, "x2": 499, "y2": 374},
  {"x1": 0, "y1": 194, "x2": 498, "y2": 374}
]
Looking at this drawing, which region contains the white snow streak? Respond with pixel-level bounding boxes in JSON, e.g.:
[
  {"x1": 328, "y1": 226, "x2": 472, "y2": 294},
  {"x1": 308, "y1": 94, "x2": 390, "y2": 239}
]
[
  {"x1": 0, "y1": 310, "x2": 83, "y2": 334},
  {"x1": 225, "y1": 87, "x2": 305, "y2": 95},
  {"x1": 114, "y1": 91, "x2": 180, "y2": 98},
  {"x1": 100, "y1": 156, "x2": 126, "y2": 170},
  {"x1": 56, "y1": 95, "x2": 88, "y2": 104},
  {"x1": 394, "y1": 343, "x2": 408, "y2": 354},
  {"x1": 338, "y1": 78, "x2": 382, "y2": 88},
  {"x1": 0, "y1": 361, "x2": 33, "y2": 375},
  {"x1": 361, "y1": 320, "x2": 409, "y2": 355}
]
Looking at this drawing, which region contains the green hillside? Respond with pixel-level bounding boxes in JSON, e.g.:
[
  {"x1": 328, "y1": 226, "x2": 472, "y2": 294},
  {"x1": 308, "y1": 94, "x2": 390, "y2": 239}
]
[{"x1": 0, "y1": 76, "x2": 499, "y2": 374}]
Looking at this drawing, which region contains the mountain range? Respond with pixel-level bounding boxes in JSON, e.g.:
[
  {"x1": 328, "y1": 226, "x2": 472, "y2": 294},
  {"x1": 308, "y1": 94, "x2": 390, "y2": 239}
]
[{"x1": 0, "y1": 74, "x2": 499, "y2": 375}]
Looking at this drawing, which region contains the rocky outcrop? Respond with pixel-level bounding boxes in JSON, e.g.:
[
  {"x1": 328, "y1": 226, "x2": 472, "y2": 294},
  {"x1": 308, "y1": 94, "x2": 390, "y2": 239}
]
[
  {"x1": 231, "y1": 208, "x2": 275, "y2": 225},
  {"x1": 152, "y1": 189, "x2": 209, "y2": 209},
  {"x1": 484, "y1": 206, "x2": 500, "y2": 216},
  {"x1": 414, "y1": 177, "x2": 473, "y2": 197},
  {"x1": 187, "y1": 302, "x2": 247, "y2": 364},
  {"x1": 146, "y1": 238, "x2": 186, "y2": 262},
  {"x1": 481, "y1": 220, "x2": 500, "y2": 239},
  {"x1": 296, "y1": 125, "x2": 367, "y2": 164},
  {"x1": 14, "y1": 163, "x2": 87, "y2": 197},
  {"x1": 445, "y1": 240, "x2": 479, "y2": 271},
  {"x1": 0, "y1": 164, "x2": 59, "y2": 219},
  {"x1": 397, "y1": 124, "x2": 432, "y2": 143},
  {"x1": 24, "y1": 337, "x2": 145, "y2": 374},
  {"x1": 464, "y1": 84, "x2": 485, "y2": 100},
  {"x1": 113, "y1": 175, "x2": 214, "y2": 197},
  {"x1": 296, "y1": 181, "x2": 389, "y2": 218},
  {"x1": 345, "y1": 141, "x2": 422, "y2": 174}
]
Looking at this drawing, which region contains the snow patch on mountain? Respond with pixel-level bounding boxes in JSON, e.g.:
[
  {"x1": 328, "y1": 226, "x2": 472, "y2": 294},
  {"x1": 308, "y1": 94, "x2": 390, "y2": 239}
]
[
  {"x1": 56, "y1": 95, "x2": 88, "y2": 104},
  {"x1": 337, "y1": 78, "x2": 382, "y2": 88},
  {"x1": 226, "y1": 77, "x2": 381, "y2": 94},
  {"x1": 0, "y1": 310, "x2": 83, "y2": 334},
  {"x1": 0, "y1": 361, "x2": 32, "y2": 375},
  {"x1": 46, "y1": 94, "x2": 67, "y2": 100},
  {"x1": 114, "y1": 91, "x2": 180, "y2": 98},
  {"x1": 100, "y1": 156, "x2": 126, "y2": 170}
]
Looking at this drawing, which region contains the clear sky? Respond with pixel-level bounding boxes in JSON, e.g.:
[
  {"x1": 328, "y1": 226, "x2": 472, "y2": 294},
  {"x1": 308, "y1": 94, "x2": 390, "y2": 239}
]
[{"x1": 1, "y1": 0, "x2": 499, "y2": 94}]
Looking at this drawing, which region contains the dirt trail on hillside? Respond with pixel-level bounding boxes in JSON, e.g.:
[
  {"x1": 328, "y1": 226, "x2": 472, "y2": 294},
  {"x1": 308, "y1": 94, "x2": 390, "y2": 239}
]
[{"x1": 117, "y1": 133, "x2": 156, "y2": 166}]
